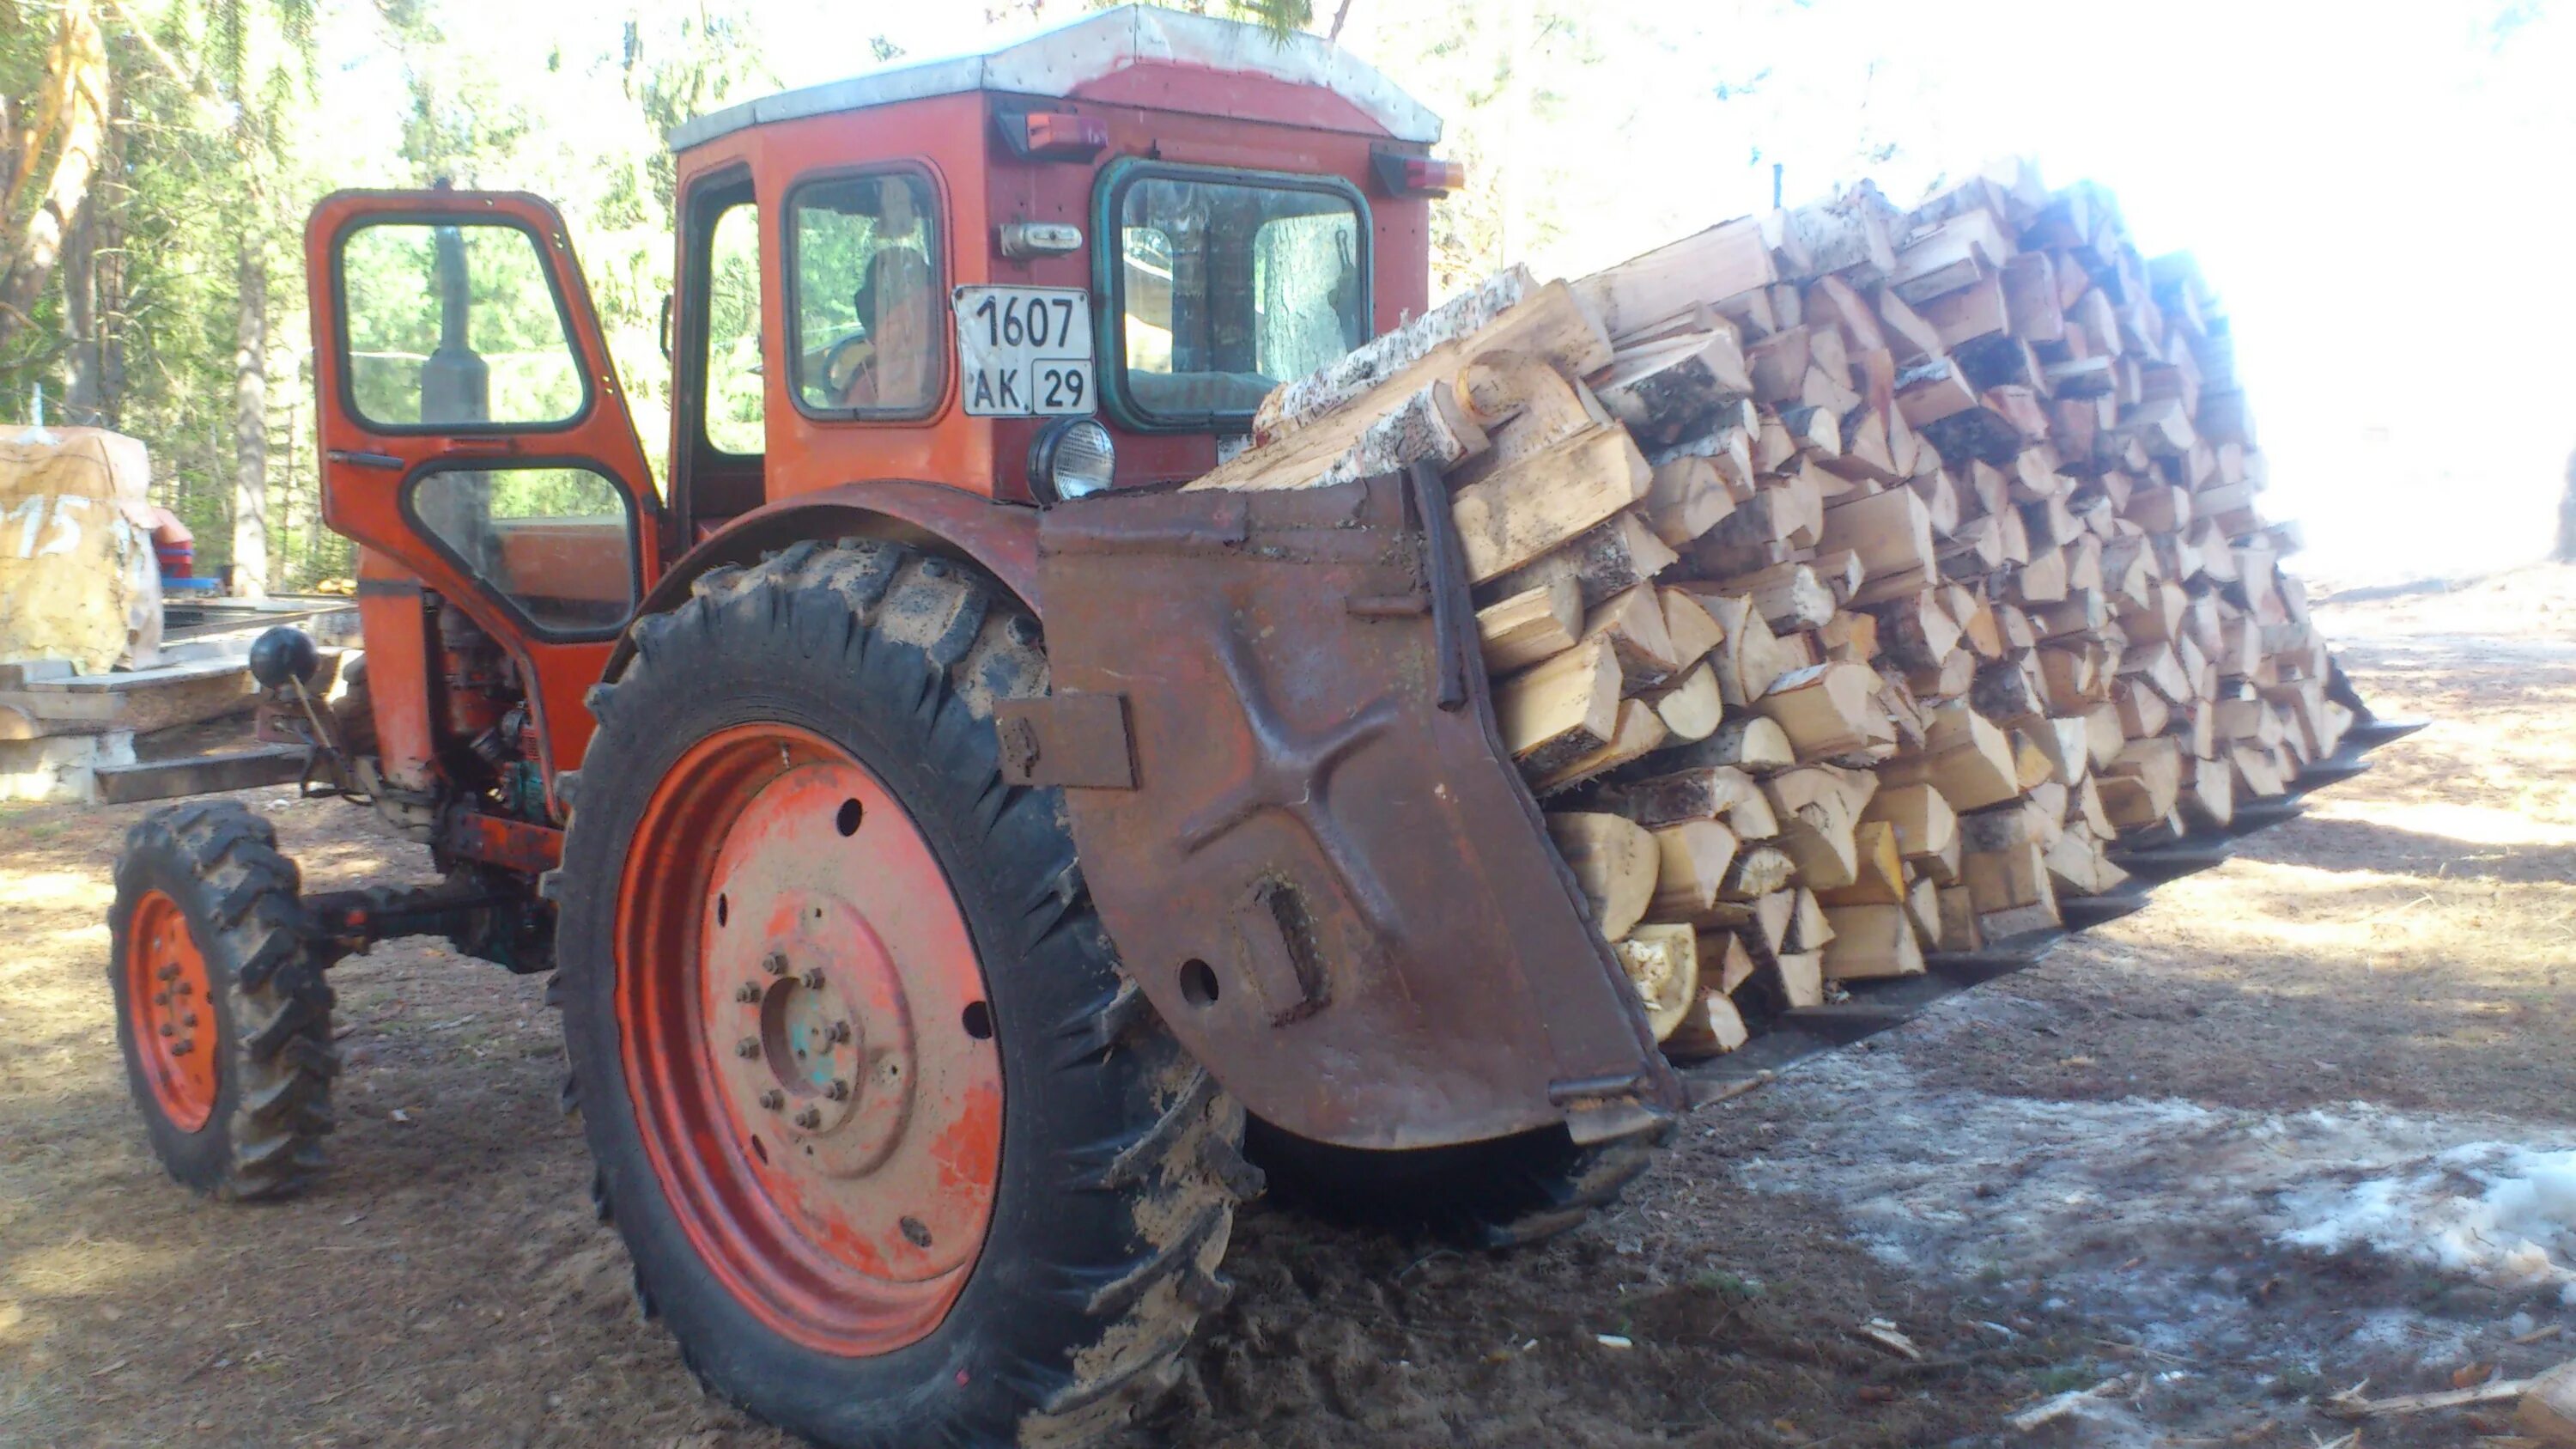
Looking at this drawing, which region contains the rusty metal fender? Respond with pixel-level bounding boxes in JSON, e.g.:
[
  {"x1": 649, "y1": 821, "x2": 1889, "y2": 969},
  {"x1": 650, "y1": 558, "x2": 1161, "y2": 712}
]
[
  {"x1": 606, "y1": 481, "x2": 1042, "y2": 680},
  {"x1": 1022, "y1": 469, "x2": 1684, "y2": 1152}
]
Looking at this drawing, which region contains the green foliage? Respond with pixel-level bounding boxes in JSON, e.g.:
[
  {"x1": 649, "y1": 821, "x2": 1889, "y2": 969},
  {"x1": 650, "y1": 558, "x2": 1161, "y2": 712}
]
[{"x1": 2, "y1": 0, "x2": 781, "y2": 588}]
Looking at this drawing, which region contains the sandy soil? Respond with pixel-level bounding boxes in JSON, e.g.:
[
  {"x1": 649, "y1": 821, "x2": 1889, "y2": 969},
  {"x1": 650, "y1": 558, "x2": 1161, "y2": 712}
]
[{"x1": 3, "y1": 566, "x2": 2572, "y2": 1448}]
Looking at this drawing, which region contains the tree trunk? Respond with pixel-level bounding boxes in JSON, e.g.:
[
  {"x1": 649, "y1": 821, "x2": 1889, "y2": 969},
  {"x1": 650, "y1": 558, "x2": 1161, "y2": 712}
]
[
  {"x1": 0, "y1": 0, "x2": 108, "y2": 357},
  {"x1": 96, "y1": 110, "x2": 126, "y2": 425},
  {"x1": 62, "y1": 198, "x2": 100, "y2": 423},
  {"x1": 1495, "y1": 0, "x2": 1528, "y2": 268},
  {"x1": 231, "y1": 237, "x2": 270, "y2": 598},
  {"x1": 2560, "y1": 447, "x2": 2576, "y2": 564}
]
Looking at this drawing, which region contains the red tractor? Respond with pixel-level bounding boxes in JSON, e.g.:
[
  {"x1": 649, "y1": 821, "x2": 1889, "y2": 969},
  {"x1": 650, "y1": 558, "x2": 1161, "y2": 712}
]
[{"x1": 108, "y1": 9, "x2": 1687, "y2": 1444}]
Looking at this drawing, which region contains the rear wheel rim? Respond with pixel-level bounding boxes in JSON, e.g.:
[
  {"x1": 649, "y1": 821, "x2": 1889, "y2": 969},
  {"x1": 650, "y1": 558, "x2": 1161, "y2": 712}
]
[
  {"x1": 126, "y1": 890, "x2": 217, "y2": 1133},
  {"x1": 616, "y1": 721, "x2": 1004, "y2": 1356}
]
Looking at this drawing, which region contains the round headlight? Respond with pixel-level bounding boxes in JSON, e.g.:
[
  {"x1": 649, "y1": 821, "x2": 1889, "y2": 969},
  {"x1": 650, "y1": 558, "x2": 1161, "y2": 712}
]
[{"x1": 1030, "y1": 417, "x2": 1116, "y2": 502}]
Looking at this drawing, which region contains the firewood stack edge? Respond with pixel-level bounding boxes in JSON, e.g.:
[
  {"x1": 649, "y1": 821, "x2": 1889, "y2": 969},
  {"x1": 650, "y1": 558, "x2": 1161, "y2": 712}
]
[{"x1": 1184, "y1": 159, "x2": 2346, "y2": 1060}]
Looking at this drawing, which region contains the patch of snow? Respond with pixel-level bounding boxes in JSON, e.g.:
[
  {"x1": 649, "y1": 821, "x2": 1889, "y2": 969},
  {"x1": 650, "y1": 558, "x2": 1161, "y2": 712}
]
[
  {"x1": 1725, "y1": 1020, "x2": 2576, "y2": 1364},
  {"x1": 2280, "y1": 1143, "x2": 2576, "y2": 1304}
]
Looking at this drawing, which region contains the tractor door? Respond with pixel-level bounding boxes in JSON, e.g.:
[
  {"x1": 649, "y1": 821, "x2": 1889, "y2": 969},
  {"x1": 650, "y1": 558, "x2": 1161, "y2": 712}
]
[{"x1": 306, "y1": 191, "x2": 659, "y2": 782}]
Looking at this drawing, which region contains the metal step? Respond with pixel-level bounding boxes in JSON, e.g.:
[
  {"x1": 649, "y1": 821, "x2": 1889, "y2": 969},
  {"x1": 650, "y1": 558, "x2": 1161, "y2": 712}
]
[
  {"x1": 2344, "y1": 715, "x2": 2429, "y2": 752},
  {"x1": 1928, "y1": 937, "x2": 2063, "y2": 983},
  {"x1": 2109, "y1": 842, "x2": 2233, "y2": 881},
  {"x1": 2229, "y1": 798, "x2": 2306, "y2": 834},
  {"x1": 2291, "y1": 756, "x2": 2372, "y2": 795},
  {"x1": 92, "y1": 745, "x2": 306, "y2": 806},
  {"x1": 2062, "y1": 887, "x2": 2152, "y2": 932}
]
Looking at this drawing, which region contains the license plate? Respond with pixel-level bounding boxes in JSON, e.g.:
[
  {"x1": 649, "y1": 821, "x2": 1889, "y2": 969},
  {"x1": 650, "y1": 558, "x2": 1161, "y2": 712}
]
[{"x1": 953, "y1": 285, "x2": 1094, "y2": 417}]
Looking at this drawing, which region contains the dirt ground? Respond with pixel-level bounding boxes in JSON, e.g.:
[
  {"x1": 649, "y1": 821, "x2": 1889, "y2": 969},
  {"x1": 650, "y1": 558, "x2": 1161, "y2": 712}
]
[{"x1": 3, "y1": 565, "x2": 2573, "y2": 1448}]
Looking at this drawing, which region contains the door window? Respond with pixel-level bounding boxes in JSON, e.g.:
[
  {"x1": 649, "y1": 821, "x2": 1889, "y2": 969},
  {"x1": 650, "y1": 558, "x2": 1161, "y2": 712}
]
[
  {"x1": 788, "y1": 172, "x2": 944, "y2": 418},
  {"x1": 339, "y1": 221, "x2": 588, "y2": 429},
  {"x1": 409, "y1": 464, "x2": 636, "y2": 636}
]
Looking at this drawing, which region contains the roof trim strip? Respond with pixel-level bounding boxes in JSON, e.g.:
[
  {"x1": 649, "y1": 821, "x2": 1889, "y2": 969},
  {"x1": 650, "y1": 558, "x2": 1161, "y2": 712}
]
[{"x1": 667, "y1": 5, "x2": 1442, "y2": 153}]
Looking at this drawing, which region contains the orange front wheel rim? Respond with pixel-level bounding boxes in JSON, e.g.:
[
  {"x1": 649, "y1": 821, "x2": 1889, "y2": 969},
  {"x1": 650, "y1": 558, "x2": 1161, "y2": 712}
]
[
  {"x1": 615, "y1": 723, "x2": 1004, "y2": 1356},
  {"x1": 126, "y1": 890, "x2": 219, "y2": 1133}
]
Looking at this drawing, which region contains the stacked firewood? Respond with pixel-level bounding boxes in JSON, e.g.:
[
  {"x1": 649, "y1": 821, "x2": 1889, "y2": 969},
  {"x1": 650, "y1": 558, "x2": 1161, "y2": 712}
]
[{"x1": 1184, "y1": 160, "x2": 2347, "y2": 1058}]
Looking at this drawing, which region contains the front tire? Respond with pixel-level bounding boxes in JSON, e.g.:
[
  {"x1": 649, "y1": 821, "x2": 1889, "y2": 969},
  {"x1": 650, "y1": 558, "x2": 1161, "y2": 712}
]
[
  {"x1": 557, "y1": 541, "x2": 1253, "y2": 1448},
  {"x1": 108, "y1": 801, "x2": 338, "y2": 1200}
]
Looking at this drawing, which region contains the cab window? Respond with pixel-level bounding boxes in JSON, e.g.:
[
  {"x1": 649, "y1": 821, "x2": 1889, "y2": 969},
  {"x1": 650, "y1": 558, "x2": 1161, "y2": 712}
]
[
  {"x1": 408, "y1": 464, "x2": 637, "y2": 638},
  {"x1": 1107, "y1": 166, "x2": 1368, "y2": 428},
  {"x1": 338, "y1": 221, "x2": 589, "y2": 429},
  {"x1": 788, "y1": 172, "x2": 943, "y2": 418},
  {"x1": 703, "y1": 200, "x2": 765, "y2": 454}
]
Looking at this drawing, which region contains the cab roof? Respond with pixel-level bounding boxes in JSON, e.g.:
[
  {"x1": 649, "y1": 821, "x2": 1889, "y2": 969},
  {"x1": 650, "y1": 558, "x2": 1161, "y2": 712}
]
[{"x1": 665, "y1": 4, "x2": 1443, "y2": 153}]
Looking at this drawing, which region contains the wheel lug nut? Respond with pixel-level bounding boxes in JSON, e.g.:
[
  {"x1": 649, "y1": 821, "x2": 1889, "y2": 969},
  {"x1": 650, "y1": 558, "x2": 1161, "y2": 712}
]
[
  {"x1": 183, "y1": 1013, "x2": 198, "y2": 1028},
  {"x1": 758, "y1": 1089, "x2": 784, "y2": 1111},
  {"x1": 825, "y1": 1079, "x2": 851, "y2": 1101},
  {"x1": 160, "y1": 1024, "x2": 175, "y2": 1038},
  {"x1": 825, "y1": 1021, "x2": 851, "y2": 1045},
  {"x1": 793, "y1": 1106, "x2": 823, "y2": 1129},
  {"x1": 154, "y1": 990, "x2": 170, "y2": 1006},
  {"x1": 734, "y1": 1038, "x2": 760, "y2": 1059},
  {"x1": 799, "y1": 969, "x2": 825, "y2": 990},
  {"x1": 762, "y1": 952, "x2": 788, "y2": 977},
  {"x1": 158, "y1": 964, "x2": 179, "y2": 982},
  {"x1": 734, "y1": 983, "x2": 762, "y2": 1003},
  {"x1": 173, "y1": 1040, "x2": 193, "y2": 1056}
]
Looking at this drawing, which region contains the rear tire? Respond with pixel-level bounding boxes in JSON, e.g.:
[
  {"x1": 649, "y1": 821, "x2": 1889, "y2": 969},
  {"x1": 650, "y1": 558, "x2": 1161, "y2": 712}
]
[
  {"x1": 107, "y1": 801, "x2": 337, "y2": 1200},
  {"x1": 557, "y1": 540, "x2": 1253, "y2": 1449}
]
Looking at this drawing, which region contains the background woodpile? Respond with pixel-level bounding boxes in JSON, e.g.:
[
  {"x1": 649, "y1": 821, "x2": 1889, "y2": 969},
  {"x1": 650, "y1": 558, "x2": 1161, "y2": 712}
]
[{"x1": 1188, "y1": 159, "x2": 2348, "y2": 1059}]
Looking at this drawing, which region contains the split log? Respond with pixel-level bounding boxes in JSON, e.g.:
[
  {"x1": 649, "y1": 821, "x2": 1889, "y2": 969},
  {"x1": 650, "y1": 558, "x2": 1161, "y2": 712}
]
[
  {"x1": 1649, "y1": 819, "x2": 1742, "y2": 922},
  {"x1": 1605, "y1": 764, "x2": 1759, "y2": 828},
  {"x1": 1596, "y1": 330, "x2": 1755, "y2": 449},
  {"x1": 1577, "y1": 220, "x2": 1781, "y2": 344},
  {"x1": 1453, "y1": 425, "x2": 1653, "y2": 583},
  {"x1": 1756, "y1": 661, "x2": 1886, "y2": 761},
  {"x1": 1613, "y1": 923, "x2": 1702, "y2": 1041},
  {"x1": 1244, "y1": 269, "x2": 1604, "y2": 444},
  {"x1": 1546, "y1": 812, "x2": 1658, "y2": 941},
  {"x1": 1498, "y1": 637, "x2": 1620, "y2": 776},
  {"x1": 1581, "y1": 584, "x2": 1685, "y2": 686},
  {"x1": 1820, "y1": 904, "x2": 1927, "y2": 981},
  {"x1": 1646, "y1": 661, "x2": 1725, "y2": 740},
  {"x1": 1482, "y1": 510, "x2": 1680, "y2": 611},
  {"x1": 1534, "y1": 697, "x2": 1672, "y2": 795},
  {"x1": 1862, "y1": 782, "x2": 1959, "y2": 860},
  {"x1": 1477, "y1": 577, "x2": 1583, "y2": 673}
]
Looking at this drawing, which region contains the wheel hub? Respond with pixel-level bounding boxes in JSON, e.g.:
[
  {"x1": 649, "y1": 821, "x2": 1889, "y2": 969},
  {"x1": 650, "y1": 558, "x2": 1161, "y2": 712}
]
[
  {"x1": 125, "y1": 889, "x2": 217, "y2": 1134},
  {"x1": 617, "y1": 722, "x2": 1003, "y2": 1355},
  {"x1": 710, "y1": 900, "x2": 919, "y2": 1178}
]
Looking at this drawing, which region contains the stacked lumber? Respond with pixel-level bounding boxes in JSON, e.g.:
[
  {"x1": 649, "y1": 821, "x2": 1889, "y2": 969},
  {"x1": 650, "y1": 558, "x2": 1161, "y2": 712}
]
[{"x1": 1187, "y1": 159, "x2": 2350, "y2": 1059}]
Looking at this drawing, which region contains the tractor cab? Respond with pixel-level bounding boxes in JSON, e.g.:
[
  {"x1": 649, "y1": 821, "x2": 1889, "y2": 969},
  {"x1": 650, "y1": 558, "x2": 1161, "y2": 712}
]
[
  {"x1": 648, "y1": 4, "x2": 1446, "y2": 529},
  {"x1": 303, "y1": 5, "x2": 1451, "y2": 796}
]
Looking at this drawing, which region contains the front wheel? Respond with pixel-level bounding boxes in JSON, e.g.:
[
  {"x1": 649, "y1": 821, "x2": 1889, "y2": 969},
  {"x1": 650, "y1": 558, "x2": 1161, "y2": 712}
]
[
  {"x1": 107, "y1": 801, "x2": 338, "y2": 1199},
  {"x1": 556, "y1": 541, "x2": 1255, "y2": 1449}
]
